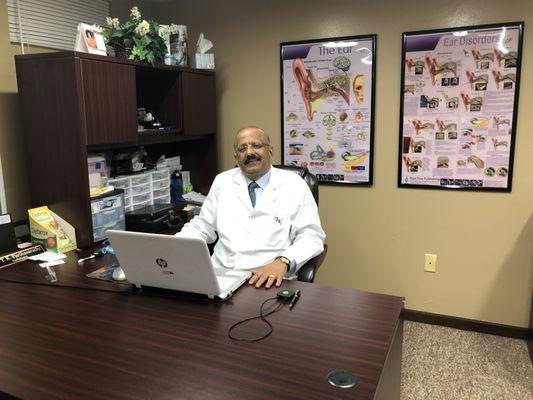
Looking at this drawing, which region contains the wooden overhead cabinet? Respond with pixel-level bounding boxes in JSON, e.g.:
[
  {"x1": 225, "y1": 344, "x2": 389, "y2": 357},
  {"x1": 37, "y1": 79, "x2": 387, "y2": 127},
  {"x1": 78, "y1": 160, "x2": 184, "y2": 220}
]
[{"x1": 16, "y1": 52, "x2": 217, "y2": 248}]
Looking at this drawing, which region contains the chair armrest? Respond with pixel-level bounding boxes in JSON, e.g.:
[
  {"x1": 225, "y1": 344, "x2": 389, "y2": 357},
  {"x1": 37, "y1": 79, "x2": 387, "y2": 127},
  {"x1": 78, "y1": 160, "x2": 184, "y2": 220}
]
[{"x1": 297, "y1": 244, "x2": 328, "y2": 283}]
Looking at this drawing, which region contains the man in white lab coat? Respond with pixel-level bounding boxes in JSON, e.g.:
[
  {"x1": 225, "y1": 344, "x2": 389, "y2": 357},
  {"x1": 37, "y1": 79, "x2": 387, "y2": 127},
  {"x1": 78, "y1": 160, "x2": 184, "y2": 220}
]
[{"x1": 177, "y1": 126, "x2": 325, "y2": 289}]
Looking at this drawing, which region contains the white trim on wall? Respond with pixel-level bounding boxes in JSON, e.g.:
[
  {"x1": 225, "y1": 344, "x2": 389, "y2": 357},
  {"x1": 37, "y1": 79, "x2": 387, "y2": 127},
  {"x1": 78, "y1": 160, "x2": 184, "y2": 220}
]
[{"x1": 0, "y1": 154, "x2": 7, "y2": 214}]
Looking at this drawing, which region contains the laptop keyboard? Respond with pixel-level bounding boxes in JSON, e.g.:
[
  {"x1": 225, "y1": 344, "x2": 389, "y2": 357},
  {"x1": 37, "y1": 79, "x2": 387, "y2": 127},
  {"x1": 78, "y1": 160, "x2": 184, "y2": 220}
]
[{"x1": 217, "y1": 276, "x2": 236, "y2": 292}]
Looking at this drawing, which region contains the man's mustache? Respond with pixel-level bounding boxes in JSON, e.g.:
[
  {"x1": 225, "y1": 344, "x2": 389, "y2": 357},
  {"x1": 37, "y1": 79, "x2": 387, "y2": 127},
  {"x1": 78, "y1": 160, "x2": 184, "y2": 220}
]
[{"x1": 244, "y1": 154, "x2": 261, "y2": 165}]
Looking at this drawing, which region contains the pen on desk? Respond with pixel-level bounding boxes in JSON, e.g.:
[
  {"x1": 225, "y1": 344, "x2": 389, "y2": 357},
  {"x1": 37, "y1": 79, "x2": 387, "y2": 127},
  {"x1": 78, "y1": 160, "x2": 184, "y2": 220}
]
[
  {"x1": 77, "y1": 254, "x2": 95, "y2": 263},
  {"x1": 46, "y1": 266, "x2": 57, "y2": 283},
  {"x1": 289, "y1": 290, "x2": 301, "y2": 310}
]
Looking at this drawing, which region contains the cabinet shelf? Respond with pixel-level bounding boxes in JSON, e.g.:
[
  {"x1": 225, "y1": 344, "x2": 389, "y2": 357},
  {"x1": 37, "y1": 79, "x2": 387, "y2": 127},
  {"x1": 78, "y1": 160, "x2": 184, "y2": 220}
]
[
  {"x1": 87, "y1": 132, "x2": 215, "y2": 151},
  {"x1": 138, "y1": 132, "x2": 214, "y2": 145},
  {"x1": 140, "y1": 128, "x2": 181, "y2": 135}
]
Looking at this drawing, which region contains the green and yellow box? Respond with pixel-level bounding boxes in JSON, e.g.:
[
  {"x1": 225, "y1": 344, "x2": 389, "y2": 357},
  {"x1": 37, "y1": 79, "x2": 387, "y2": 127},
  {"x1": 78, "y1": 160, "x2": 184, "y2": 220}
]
[{"x1": 28, "y1": 206, "x2": 77, "y2": 253}]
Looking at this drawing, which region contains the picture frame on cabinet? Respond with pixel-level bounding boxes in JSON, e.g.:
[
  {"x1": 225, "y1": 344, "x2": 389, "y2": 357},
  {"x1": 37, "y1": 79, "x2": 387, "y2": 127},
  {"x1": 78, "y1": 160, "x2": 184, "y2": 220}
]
[{"x1": 75, "y1": 23, "x2": 107, "y2": 56}]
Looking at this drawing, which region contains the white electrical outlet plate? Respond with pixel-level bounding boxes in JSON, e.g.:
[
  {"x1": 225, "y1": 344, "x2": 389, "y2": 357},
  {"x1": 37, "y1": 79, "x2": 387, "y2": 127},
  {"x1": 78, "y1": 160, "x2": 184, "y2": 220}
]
[{"x1": 424, "y1": 254, "x2": 437, "y2": 272}]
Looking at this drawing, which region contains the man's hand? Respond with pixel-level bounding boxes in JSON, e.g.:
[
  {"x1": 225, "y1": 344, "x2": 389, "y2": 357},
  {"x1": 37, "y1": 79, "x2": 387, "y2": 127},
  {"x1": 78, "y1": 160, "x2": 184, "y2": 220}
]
[{"x1": 248, "y1": 259, "x2": 287, "y2": 289}]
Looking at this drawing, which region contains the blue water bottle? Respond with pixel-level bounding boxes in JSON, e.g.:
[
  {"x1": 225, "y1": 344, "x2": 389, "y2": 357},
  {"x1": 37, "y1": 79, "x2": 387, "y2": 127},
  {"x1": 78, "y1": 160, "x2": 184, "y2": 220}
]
[{"x1": 170, "y1": 171, "x2": 183, "y2": 203}]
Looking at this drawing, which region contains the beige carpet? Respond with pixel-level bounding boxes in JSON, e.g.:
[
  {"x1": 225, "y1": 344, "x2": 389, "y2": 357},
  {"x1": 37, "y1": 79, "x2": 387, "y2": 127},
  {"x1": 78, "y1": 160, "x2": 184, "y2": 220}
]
[{"x1": 401, "y1": 321, "x2": 533, "y2": 400}]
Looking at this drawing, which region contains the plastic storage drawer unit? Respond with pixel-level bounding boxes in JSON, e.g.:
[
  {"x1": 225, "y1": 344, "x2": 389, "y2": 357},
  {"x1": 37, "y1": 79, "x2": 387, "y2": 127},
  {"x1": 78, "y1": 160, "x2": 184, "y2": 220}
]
[{"x1": 91, "y1": 190, "x2": 126, "y2": 242}]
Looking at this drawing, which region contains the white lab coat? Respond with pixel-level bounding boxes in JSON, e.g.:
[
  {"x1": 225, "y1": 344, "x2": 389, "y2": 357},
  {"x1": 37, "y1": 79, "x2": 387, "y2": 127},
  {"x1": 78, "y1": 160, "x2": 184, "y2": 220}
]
[{"x1": 177, "y1": 166, "x2": 325, "y2": 274}]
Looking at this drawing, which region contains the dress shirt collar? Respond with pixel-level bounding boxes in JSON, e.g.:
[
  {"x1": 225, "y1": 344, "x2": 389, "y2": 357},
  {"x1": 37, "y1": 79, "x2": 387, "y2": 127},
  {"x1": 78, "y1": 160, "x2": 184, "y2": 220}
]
[{"x1": 244, "y1": 167, "x2": 271, "y2": 190}]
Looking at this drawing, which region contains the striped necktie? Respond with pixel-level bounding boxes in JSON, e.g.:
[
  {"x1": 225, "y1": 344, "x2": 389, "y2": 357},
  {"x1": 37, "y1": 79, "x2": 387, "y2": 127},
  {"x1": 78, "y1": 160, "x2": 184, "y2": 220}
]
[{"x1": 248, "y1": 181, "x2": 259, "y2": 207}]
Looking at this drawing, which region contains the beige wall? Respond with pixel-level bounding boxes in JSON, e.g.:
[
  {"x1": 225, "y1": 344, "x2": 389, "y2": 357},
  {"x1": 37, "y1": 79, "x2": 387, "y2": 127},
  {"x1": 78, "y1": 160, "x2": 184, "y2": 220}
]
[
  {"x1": 0, "y1": 0, "x2": 55, "y2": 220},
  {"x1": 149, "y1": 0, "x2": 533, "y2": 327}
]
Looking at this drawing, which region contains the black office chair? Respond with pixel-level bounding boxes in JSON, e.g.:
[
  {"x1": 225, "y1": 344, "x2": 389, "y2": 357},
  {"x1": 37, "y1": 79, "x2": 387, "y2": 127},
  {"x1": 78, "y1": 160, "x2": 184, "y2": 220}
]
[{"x1": 274, "y1": 165, "x2": 327, "y2": 283}]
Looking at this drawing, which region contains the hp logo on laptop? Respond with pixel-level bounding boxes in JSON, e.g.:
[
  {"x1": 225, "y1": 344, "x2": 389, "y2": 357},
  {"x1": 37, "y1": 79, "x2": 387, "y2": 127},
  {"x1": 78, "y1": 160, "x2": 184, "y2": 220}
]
[{"x1": 156, "y1": 258, "x2": 173, "y2": 275}]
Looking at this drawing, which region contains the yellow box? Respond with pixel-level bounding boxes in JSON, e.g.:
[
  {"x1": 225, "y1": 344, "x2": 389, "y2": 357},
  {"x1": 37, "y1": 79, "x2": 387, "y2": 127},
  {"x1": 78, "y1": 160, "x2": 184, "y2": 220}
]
[{"x1": 28, "y1": 206, "x2": 77, "y2": 253}]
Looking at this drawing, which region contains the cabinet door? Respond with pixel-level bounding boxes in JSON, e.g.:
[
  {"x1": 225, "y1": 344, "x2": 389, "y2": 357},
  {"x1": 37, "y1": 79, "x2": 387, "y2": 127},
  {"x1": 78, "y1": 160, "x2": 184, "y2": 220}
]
[
  {"x1": 181, "y1": 72, "x2": 216, "y2": 135},
  {"x1": 81, "y1": 60, "x2": 137, "y2": 145}
]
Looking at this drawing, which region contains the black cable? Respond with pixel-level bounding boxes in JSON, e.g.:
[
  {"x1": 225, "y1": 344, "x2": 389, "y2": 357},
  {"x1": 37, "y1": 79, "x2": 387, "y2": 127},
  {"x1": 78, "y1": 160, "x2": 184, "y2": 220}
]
[{"x1": 228, "y1": 296, "x2": 285, "y2": 342}]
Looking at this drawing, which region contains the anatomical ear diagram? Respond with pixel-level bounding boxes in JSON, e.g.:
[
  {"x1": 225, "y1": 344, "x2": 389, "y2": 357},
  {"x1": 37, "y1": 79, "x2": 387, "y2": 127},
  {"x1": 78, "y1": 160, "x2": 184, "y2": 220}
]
[
  {"x1": 421, "y1": 94, "x2": 440, "y2": 109},
  {"x1": 465, "y1": 69, "x2": 488, "y2": 89},
  {"x1": 492, "y1": 69, "x2": 516, "y2": 89},
  {"x1": 436, "y1": 118, "x2": 457, "y2": 132},
  {"x1": 410, "y1": 118, "x2": 435, "y2": 134},
  {"x1": 410, "y1": 139, "x2": 426, "y2": 153},
  {"x1": 493, "y1": 116, "x2": 510, "y2": 130},
  {"x1": 491, "y1": 137, "x2": 508, "y2": 149},
  {"x1": 292, "y1": 58, "x2": 350, "y2": 121},
  {"x1": 353, "y1": 74, "x2": 364, "y2": 104},
  {"x1": 471, "y1": 48, "x2": 494, "y2": 68},
  {"x1": 425, "y1": 52, "x2": 458, "y2": 85},
  {"x1": 405, "y1": 58, "x2": 425, "y2": 73},
  {"x1": 494, "y1": 49, "x2": 517, "y2": 67},
  {"x1": 443, "y1": 94, "x2": 459, "y2": 109},
  {"x1": 460, "y1": 92, "x2": 483, "y2": 111},
  {"x1": 402, "y1": 156, "x2": 422, "y2": 172}
]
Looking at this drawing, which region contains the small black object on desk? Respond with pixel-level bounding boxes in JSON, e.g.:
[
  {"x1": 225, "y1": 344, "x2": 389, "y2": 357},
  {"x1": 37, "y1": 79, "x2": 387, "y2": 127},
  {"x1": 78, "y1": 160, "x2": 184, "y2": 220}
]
[
  {"x1": 289, "y1": 289, "x2": 301, "y2": 309},
  {"x1": 0, "y1": 213, "x2": 17, "y2": 253},
  {"x1": 125, "y1": 204, "x2": 183, "y2": 233},
  {"x1": 327, "y1": 370, "x2": 358, "y2": 388}
]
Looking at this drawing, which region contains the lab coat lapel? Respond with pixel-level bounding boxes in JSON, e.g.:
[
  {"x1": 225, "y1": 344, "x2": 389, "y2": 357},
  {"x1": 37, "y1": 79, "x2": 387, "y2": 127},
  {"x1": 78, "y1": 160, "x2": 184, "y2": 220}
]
[{"x1": 232, "y1": 169, "x2": 253, "y2": 211}]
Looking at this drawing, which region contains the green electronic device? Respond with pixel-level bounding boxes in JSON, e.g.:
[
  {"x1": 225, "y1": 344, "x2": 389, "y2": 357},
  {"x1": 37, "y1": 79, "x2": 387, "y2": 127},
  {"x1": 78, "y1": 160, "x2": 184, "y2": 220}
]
[{"x1": 277, "y1": 289, "x2": 295, "y2": 301}]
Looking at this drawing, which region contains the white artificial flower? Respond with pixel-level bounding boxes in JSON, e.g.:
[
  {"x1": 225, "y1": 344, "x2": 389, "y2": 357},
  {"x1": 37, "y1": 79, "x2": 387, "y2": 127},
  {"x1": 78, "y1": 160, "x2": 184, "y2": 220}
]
[
  {"x1": 159, "y1": 25, "x2": 169, "y2": 39},
  {"x1": 135, "y1": 20, "x2": 150, "y2": 36},
  {"x1": 130, "y1": 6, "x2": 141, "y2": 21},
  {"x1": 169, "y1": 24, "x2": 179, "y2": 35},
  {"x1": 106, "y1": 17, "x2": 120, "y2": 29}
]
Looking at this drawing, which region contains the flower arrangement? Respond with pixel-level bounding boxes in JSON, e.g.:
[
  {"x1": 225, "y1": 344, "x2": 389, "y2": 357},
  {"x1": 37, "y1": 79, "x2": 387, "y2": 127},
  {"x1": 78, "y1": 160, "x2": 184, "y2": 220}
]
[{"x1": 102, "y1": 6, "x2": 179, "y2": 65}]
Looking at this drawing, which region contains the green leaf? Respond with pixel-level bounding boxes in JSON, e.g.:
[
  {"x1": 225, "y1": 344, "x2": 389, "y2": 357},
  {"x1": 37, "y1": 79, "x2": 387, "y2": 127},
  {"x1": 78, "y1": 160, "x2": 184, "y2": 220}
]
[
  {"x1": 140, "y1": 36, "x2": 151, "y2": 47},
  {"x1": 134, "y1": 36, "x2": 151, "y2": 48},
  {"x1": 146, "y1": 51, "x2": 155, "y2": 64},
  {"x1": 123, "y1": 20, "x2": 135, "y2": 30},
  {"x1": 103, "y1": 12, "x2": 179, "y2": 64},
  {"x1": 129, "y1": 45, "x2": 148, "y2": 61},
  {"x1": 132, "y1": 37, "x2": 143, "y2": 49}
]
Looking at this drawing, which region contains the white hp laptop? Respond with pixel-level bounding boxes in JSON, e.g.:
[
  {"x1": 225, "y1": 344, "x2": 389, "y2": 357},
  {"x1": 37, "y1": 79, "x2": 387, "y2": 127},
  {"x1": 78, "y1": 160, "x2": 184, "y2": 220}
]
[{"x1": 106, "y1": 230, "x2": 251, "y2": 299}]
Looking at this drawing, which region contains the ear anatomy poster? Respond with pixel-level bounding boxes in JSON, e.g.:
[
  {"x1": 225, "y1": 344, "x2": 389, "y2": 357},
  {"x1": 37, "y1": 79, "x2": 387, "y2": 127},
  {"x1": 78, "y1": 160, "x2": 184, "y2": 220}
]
[
  {"x1": 281, "y1": 35, "x2": 376, "y2": 185},
  {"x1": 398, "y1": 23, "x2": 523, "y2": 191}
]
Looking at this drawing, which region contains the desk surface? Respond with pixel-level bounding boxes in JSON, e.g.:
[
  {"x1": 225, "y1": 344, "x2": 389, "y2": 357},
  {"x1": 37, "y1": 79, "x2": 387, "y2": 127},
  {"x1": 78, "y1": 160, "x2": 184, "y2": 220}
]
[{"x1": 0, "y1": 252, "x2": 403, "y2": 400}]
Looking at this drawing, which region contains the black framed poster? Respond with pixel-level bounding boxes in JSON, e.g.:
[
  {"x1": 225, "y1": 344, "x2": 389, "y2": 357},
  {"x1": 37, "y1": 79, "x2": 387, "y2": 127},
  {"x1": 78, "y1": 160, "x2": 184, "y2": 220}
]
[
  {"x1": 398, "y1": 22, "x2": 523, "y2": 191},
  {"x1": 281, "y1": 35, "x2": 376, "y2": 185}
]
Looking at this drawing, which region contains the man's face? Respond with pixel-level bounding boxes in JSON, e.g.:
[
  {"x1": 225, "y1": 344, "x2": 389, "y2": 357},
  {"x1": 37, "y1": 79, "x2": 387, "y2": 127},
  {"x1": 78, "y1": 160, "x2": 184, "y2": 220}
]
[{"x1": 234, "y1": 128, "x2": 273, "y2": 181}]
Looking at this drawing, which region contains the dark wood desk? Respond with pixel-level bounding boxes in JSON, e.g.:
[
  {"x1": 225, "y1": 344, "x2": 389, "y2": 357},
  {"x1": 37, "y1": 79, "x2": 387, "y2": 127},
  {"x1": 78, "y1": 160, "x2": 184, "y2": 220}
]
[{"x1": 0, "y1": 253, "x2": 404, "y2": 400}]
